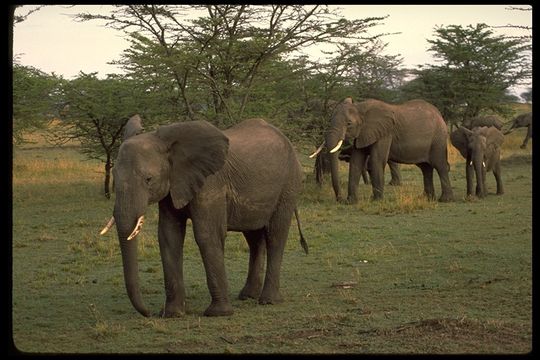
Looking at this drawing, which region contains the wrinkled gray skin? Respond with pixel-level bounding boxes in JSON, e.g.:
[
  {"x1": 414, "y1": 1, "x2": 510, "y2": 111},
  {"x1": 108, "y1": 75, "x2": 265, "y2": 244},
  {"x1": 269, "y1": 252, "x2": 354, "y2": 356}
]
[
  {"x1": 504, "y1": 112, "x2": 532, "y2": 149},
  {"x1": 122, "y1": 114, "x2": 144, "y2": 141},
  {"x1": 463, "y1": 115, "x2": 504, "y2": 130},
  {"x1": 110, "y1": 118, "x2": 305, "y2": 317},
  {"x1": 324, "y1": 98, "x2": 453, "y2": 203},
  {"x1": 450, "y1": 126, "x2": 504, "y2": 198}
]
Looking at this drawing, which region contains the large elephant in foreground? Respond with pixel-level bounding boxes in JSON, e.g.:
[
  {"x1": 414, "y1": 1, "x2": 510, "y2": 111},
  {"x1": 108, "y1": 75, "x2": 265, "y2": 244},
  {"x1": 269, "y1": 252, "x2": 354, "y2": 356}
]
[
  {"x1": 450, "y1": 126, "x2": 504, "y2": 198},
  {"x1": 504, "y1": 112, "x2": 532, "y2": 149},
  {"x1": 315, "y1": 98, "x2": 453, "y2": 203},
  {"x1": 100, "y1": 117, "x2": 307, "y2": 317}
]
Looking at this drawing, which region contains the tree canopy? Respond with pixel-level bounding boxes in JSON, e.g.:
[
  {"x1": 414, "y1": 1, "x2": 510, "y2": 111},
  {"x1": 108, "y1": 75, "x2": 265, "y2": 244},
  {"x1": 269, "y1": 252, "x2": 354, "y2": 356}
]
[
  {"x1": 77, "y1": 5, "x2": 388, "y2": 127},
  {"x1": 400, "y1": 23, "x2": 531, "y2": 127},
  {"x1": 49, "y1": 72, "x2": 147, "y2": 198},
  {"x1": 12, "y1": 63, "x2": 61, "y2": 144}
]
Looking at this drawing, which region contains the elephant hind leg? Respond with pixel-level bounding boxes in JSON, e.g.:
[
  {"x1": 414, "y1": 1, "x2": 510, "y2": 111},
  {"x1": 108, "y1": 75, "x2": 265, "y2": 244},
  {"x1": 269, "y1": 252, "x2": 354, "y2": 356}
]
[
  {"x1": 259, "y1": 202, "x2": 295, "y2": 305},
  {"x1": 239, "y1": 229, "x2": 266, "y2": 300}
]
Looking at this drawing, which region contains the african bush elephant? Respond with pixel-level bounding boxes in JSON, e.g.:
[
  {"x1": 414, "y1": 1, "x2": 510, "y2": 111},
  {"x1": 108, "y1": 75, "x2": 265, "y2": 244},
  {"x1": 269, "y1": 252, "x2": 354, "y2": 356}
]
[
  {"x1": 504, "y1": 112, "x2": 532, "y2": 149},
  {"x1": 462, "y1": 115, "x2": 504, "y2": 130},
  {"x1": 450, "y1": 126, "x2": 504, "y2": 198},
  {"x1": 316, "y1": 97, "x2": 453, "y2": 203},
  {"x1": 312, "y1": 139, "x2": 401, "y2": 186},
  {"x1": 100, "y1": 116, "x2": 308, "y2": 317}
]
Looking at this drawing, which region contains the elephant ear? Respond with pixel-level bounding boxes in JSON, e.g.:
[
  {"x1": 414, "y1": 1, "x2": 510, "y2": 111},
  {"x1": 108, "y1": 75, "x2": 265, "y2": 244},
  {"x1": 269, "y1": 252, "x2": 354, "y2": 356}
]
[
  {"x1": 156, "y1": 121, "x2": 229, "y2": 209},
  {"x1": 354, "y1": 106, "x2": 396, "y2": 149},
  {"x1": 486, "y1": 127, "x2": 505, "y2": 149},
  {"x1": 123, "y1": 114, "x2": 144, "y2": 141},
  {"x1": 450, "y1": 127, "x2": 471, "y2": 159}
]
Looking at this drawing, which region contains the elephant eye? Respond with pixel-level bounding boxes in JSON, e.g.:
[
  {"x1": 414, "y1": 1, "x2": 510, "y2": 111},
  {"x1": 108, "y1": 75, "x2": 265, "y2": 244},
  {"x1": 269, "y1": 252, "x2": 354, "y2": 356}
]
[{"x1": 145, "y1": 176, "x2": 152, "y2": 185}]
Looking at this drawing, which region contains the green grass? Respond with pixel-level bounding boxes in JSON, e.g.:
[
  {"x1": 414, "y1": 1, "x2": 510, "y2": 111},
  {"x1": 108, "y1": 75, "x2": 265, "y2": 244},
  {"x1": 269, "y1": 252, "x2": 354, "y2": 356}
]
[{"x1": 12, "y1": 130, "x2": 532, "y2": 354}]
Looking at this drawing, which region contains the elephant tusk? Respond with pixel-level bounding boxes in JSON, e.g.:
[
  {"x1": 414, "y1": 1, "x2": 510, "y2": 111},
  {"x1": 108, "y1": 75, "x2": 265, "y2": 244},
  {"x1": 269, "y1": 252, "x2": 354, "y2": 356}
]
[
  {"x1": 100, "y1": 217, "x2": 115, "y2": 235},
  {"x1": 483, "y1": 161, "x2": 486, "y2": 168},
  {"x1": 309, "y1": 142, "x2": 325, "y2": 158},
  {"x1": 127, "y1": 215, "x2": 145, "y2": 241},
  {"x1": 469, "y1": 161, "x2": 473, "y2": 166},
  {"x1": 329, "y1": 140, "x2": 343, "y2": 154}
]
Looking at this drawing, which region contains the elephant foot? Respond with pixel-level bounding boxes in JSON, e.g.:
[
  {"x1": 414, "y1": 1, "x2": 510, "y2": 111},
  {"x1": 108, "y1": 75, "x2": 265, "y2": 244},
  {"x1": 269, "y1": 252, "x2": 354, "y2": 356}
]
[
  {"x1": 238, "y1": 286, "x2": 261, "y2": 300},
  {"x1": 520, "y1": 145, "x2": 527, "y2": 149},
  {"x1": 438, "y1": 193, "x2": 454, "y2": 202},
  {"x1": 159, "y1": 301, "x2": 185, "y2": 318},
  {"x1": 496, "y1": 190, "x2": 504, "y2": 195},
  {"x1": 259, "y1": 291, "x2": 284, "y2": 305},
  {"x1": 159, "y1": 308, "x2": 184, "y2": 318},
  {"x1": 345, "y1": 196, "x2": 359, "y2": 204},
  {"x1": 203, "y1": 302, "x2": 234, "y2": 317},
  {"x1": 388, "y1": 180, "x2": 401, "y2": 186},
  {"x1": 370, "y1": 194, "x2": 383, "y2": 201}
]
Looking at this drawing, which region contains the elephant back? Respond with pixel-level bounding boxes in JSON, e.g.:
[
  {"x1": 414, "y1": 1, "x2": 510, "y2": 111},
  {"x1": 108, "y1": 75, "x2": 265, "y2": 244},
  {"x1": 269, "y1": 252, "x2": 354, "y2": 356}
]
[{"x1": 464, "y1": 115, "x2": 504, "y2": 130}]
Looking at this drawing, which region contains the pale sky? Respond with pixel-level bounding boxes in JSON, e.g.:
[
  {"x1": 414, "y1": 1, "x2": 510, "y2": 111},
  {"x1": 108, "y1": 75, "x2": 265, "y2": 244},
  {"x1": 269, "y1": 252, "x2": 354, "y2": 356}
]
[{"x1": 13, "y1": 5, "x2": 532, "y2": 93}]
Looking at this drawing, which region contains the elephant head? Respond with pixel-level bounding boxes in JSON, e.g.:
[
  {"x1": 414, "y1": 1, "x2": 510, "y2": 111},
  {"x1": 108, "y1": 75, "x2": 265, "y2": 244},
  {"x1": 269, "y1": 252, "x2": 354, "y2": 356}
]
[
  {"x1": 311, "y1": 97, "x2": 395, "y2": 200},
  {"x1": 101, "y1": 118, "x2": 229, "y2": 316},
  {"x1": 450, "y1": 126, "x2": 504, "y2": 198},
  {"x1": 122, "y1": 114, "x2": 144, "y2": 141},
  {"x1": 505, "y1": 112, "x2": 532, "y2": 132}
]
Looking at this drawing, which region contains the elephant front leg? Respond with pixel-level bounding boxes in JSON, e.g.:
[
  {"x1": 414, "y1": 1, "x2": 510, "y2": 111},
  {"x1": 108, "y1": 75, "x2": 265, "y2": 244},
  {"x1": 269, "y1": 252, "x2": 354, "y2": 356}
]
[
  {"x1": 521, "y1": 127, "x2": 531, "y2": 148},
  {"x1": 367, "y1": 140, "x2": 391, "y2": 201},
  {"x1": 347, "y1": 149, "x2": 367, "y2": 204},
  {"x1": 239, "y1": 229, "x2": 266, "y2": 300},
  {"x1": 465, "y1": 159, "x2": 475, "y2": 197},
  {"x1": 191, "y1": 202, "x2": 233, "y2": 317},
  {"x1": 418, "y1": 163, "x2": 436, "y2": 200},
  {"x1": 493, "y1": 162, "x2": 504, "y2": 195},
  {"x1": 158, "y1": 197, "x2": 187, "y2": 317}
]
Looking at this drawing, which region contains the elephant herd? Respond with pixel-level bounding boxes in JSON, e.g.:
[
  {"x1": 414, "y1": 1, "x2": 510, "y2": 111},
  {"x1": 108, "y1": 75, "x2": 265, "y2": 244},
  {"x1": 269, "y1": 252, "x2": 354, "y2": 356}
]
[{"x1": 99, "y1": 98, "x2": 531, "y2": 318}]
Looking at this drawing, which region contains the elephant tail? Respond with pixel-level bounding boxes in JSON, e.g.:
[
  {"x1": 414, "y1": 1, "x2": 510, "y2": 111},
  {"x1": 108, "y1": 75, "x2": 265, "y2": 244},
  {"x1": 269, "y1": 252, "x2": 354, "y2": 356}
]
[{"x1": 294, "y1": 208, "x2": 309, "y2": 254}]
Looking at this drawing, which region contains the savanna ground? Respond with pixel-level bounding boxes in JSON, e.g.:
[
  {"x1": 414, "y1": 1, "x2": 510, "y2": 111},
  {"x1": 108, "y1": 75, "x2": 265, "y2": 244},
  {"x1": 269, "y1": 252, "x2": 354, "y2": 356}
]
[{"x1": 11, "y1": 115, "x2": 532, "y2": 354}]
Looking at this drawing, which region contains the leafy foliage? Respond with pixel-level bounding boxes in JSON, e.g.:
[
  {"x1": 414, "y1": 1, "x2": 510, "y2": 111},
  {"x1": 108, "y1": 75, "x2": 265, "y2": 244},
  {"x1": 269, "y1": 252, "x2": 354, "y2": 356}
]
[
  {"x1": 12, "y1": 63, "x2": 61, "y2": 144},
  {"x1": 77, "y1": 5, "x2": 388, "y2": 127},
  {"x1": 50, "y1": 72, "x2": 147, "y2": 198},
  {"x1": 400, "y1": 23, "x2": 531, "y2": 127}
]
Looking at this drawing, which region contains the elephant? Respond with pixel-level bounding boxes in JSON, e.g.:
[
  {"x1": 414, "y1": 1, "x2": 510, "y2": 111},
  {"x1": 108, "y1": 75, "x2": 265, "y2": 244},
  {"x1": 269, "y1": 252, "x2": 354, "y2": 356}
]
[
  {"x1": 313, "y1": 97, "x2": 453, "y2": 204},
  {"x1": 462, "y1": 114, "x2": 504, "y2": 130},
  {"x1": 450, "y1": 126, "x2": 504, "y2": 198},
  {"x1": 100, "y1": 116, "x2": 308, "y2": 317},
  {"x1": 312, "y1": 139, "x2": 401, "y2": 186},
  {"x1": 504, "y1": 112, "x2": 532, "y2": 149}
]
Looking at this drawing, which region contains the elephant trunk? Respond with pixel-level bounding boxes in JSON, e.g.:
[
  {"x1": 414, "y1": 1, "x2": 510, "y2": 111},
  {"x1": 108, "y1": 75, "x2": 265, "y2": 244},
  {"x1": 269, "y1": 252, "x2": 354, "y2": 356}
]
[
  {"x1": 118, "y1": 234, "x2": 151, "y2": 317},
  {"x1": 113, "y1": 193, "x2": 151, "y2": 317},
  {"x1": 472, "y1": 158, "x2": 487, "y2": 198},
  {"x1": 325, "y1": 131, "x2": 343, "y2": 201}
]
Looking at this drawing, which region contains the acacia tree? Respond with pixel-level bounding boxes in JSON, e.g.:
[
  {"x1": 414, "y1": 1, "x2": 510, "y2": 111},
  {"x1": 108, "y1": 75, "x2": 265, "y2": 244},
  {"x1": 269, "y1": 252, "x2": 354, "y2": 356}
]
[
  {"x1": 50, "y1": 72, "x2": 146, "y2": 198},
  {"x1": 290, "y1": 40, "x2": 405, "y2": 143},
  {"x1": 401, "y1": 23, "x2": 531, "y2": 125},
  {"x1": 76, "y1": 5, "x2": 387, "y2": 126},
  {"x1": 12, "y1": 64, "x2": 61, "y2": 144}
]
